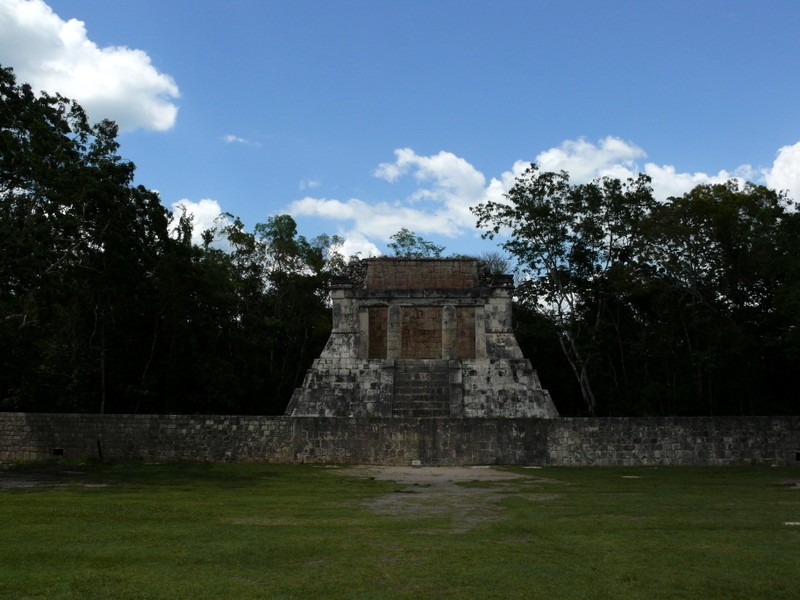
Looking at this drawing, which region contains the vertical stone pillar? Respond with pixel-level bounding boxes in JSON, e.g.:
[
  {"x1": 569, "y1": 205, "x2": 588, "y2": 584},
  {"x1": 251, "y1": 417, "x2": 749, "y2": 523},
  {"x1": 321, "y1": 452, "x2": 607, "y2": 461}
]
[
  {"x1": 387, "y1": 304, "x2": 402, "y2": 358},
  {"x1": 448, "y1": 359, "x2": 464, "y2": 416},
  {"x1": 441, "y1": 304, "x2": 456, "y2": 359},
  {"x1": 475, "y1": 306, "x2": 487, "y2": 359},
  {"x1": 358, "y1": 309, "x2": 369, "y2": 359}
]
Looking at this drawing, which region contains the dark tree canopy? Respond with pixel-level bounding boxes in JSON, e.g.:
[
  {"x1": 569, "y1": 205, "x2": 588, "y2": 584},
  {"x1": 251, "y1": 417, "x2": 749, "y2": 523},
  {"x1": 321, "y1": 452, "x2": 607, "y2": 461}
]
[
  {"x1": 475, "y1": 164, "x2": 799, "y2": 417},
  {"x1": 0, "y1": 66, "x2": 337, "y2": 415}
]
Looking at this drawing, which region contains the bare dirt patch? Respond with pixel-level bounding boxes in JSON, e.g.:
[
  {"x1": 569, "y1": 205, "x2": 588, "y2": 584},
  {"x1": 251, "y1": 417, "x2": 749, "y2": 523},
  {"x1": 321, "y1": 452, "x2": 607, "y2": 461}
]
[
  {"x1": 0, "y1": 466, "x2": 87, "y2": 489},
  {"x1": 336, "y1": 465, "x2": 558, "y2": 533}
]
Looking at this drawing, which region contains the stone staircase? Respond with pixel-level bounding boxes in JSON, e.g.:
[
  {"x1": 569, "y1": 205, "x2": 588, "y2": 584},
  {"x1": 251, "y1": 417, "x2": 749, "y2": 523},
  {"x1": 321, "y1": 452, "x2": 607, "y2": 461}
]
[{"x1": 392, "y1": 360, "x2": 451, "y2": 417}]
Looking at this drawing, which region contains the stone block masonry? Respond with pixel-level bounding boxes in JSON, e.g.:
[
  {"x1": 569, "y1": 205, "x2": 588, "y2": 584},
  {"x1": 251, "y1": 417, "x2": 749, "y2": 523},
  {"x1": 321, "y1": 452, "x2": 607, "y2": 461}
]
[{"x1": 1, "y1": 413, "x2": 798, "y2": 467}]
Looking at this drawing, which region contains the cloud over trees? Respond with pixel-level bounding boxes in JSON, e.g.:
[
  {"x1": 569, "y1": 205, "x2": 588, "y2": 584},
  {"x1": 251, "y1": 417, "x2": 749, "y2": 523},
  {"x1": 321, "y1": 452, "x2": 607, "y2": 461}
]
[{"x1": 288, "y1": 137, "x2": 800, "y2": 255}]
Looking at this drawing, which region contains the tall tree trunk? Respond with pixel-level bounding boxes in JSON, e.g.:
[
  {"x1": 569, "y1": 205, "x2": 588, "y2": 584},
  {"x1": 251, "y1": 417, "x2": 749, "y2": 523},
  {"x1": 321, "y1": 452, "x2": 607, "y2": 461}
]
[
  {"x1": 99, "y1": 321, "x2": 106, "y2": 414},
  {"x1": 558, "y1": 331, "x2": 597, "y2": 415}
]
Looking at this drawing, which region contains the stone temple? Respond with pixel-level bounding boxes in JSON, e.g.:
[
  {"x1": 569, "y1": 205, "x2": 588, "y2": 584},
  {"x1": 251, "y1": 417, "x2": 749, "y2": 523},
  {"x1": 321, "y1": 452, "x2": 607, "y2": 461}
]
[{"x1": 285, "y1": 258, "x2": 558, "y2": 418}]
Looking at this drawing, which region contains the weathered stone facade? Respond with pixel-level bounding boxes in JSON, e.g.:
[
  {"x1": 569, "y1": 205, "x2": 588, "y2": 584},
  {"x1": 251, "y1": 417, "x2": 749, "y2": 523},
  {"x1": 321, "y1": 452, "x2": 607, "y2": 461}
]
[{"x1": 284, "y1": 258, "x2": 558, "y2": 418}]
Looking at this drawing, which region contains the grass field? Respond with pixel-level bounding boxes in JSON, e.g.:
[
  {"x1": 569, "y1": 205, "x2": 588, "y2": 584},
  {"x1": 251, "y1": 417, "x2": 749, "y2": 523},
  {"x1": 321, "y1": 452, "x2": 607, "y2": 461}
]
[{"x1": 1, "y1": 461, "x2": 798, "y2": 599}]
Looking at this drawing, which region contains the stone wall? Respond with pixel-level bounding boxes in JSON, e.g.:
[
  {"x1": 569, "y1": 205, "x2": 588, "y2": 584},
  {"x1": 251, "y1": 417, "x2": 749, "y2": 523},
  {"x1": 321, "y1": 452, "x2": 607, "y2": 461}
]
[
  {"x1": 364, "y1": 258, "x2": 478, "y2": 289},
  {"x1": 2, "y1": 413, "x2": 798, "y2": 467}
]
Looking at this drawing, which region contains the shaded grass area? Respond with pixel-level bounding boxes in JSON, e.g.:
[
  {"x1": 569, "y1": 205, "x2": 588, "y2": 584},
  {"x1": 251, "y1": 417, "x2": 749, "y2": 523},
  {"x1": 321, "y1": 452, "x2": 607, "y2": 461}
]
[{"x1": 1, "y1": 462, "x2": 798, "y2": 599}]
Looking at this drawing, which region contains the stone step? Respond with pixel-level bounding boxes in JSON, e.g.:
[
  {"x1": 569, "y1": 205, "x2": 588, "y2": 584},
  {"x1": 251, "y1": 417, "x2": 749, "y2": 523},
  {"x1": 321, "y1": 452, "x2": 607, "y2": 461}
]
[
  {"x1": 392, "y1": 360, "x2": 452, "y2": 417},
  {"x1": 395, "y1": 398, "x2": 449, "y2": 405},
  {"x1": 392, "y1": 406, "x2": 450, "y2": 417},
  {"x1": 394, "y1": 373, "x2": 450, "y2": 381},
  {"x1": 393, "y1": 401, "x2": 450, "y2": 409},
  {"x1": 394, "y1": 386, "x2": 448, "y2": 394},
  {"x1": 394, "y1": 388, "x2": 449, "y2": 396},
  {"x1": 392, "y1": 410, "x2": 450, "y2": 418}
]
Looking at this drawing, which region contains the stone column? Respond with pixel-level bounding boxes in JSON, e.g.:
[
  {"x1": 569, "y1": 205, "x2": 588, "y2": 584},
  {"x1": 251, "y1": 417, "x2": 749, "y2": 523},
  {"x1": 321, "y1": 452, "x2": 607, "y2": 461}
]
[
  {"x1": 448, "y1": 359, "x2": 464, "y2": 416},
  {"x1": 441, "y1": 304, "x2": 456, "y2": 359},
  {"x1": 474, "y1": 306, "x2": 487, "y2": 359},
  {"x1": 358, "y1": 309, "x2": 369, "y2": 359},
  {"x1": 387, "y1": 304, "x2": 402, "y2": 358}
]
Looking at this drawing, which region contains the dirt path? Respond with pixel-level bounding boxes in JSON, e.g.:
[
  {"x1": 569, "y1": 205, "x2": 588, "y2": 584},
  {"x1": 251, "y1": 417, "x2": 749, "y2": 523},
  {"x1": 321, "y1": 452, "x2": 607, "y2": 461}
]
[{"x1": 336, "y1": 465, "x2": 555, "y2": 533}]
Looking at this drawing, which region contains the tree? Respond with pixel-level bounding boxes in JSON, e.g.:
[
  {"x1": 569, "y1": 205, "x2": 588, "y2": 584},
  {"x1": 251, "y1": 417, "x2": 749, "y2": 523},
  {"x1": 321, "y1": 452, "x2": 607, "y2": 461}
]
[
  {"x1": 387, "y1": 227, "x2": 445, "y2": 257},
  {"x1": 1, "y1": 65, "x2": 169, "y2": 412},
  {"x1": 478, "y1": 251, "x2": 510, "y2": 276},
  {"x1": 475, "y1": 164, "x2": 800, "y2": 417},
  {"x1": 638, "y1": 181, "x2": 793, "y2": 415},
  {"x1": 473, "y1": 164, "x2": 655, "y2": 415},
  {"x1": 1, "y1": 66, "x2": 346, "y2": 416}
]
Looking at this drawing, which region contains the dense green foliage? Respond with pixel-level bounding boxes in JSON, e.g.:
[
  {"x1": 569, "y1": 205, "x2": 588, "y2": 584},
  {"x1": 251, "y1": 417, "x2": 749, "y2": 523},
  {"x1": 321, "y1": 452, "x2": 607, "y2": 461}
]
[
  {"x1": 1, "y1": 463, "x2": 798, "y2": 599},
  {"x1": 0, "y1": 67, "x2": 335, "y2": 415},
  {"x1": 475, "y1": 165, "x2": 800, "y2": 416}
]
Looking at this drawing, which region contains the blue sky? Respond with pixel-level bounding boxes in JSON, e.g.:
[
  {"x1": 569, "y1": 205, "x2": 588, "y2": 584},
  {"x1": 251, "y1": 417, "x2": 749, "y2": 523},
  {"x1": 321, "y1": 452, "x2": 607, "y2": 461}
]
[{"x1": 2, "y1": 0, "x2": 800, "y2": 257}]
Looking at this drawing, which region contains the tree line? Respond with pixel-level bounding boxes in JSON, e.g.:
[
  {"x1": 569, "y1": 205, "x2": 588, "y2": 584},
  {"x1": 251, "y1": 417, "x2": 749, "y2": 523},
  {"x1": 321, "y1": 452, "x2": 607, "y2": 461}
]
[
  {"x1": 474, "y1": 165, "x2": 800, "y2": 416},
  {"x1": 2, "y1": 65, "x2": 798, "y2": 416},
  {"x1": 1, "y1": 66, "x2": 336, "y2": 415}
]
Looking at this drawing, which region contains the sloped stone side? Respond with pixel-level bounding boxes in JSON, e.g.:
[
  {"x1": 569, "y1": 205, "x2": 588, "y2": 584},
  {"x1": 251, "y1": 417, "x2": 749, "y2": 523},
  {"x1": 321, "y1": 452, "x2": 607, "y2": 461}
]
[
  {"x1": 461, "y1": 359, "x2": 557, "y2": 418},
  {"x1": 285, "y1": 359, "x2": 394, "y2": 417}
]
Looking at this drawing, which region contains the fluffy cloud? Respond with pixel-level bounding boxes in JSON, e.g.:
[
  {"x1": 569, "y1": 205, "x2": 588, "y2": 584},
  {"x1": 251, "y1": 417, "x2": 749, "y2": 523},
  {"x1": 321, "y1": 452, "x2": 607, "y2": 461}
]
[
  {"x1": 170, "y1": 199, "x2": 226, "y2": 246},
  {"x1": 535, "y1": 136, "x2": 646, "y2": 182},
  {"x1": 289, "y1": 137, "x2": 800, "y2": 254},
  {"x1": 0, "y1": 0, "x2": 179, "y2": 131},
  {"x1": 291, "y1": 148, "x2": 516, "y2": 253},
  {"x1": 764, "y1": 142, "x2": 800, "y2": 202},
  {"x1": 334, "y1": 231, "x2": 381, "y2": 259},
  {"x1": 290, "y1": 195, "x2": 464, "y2": 240},
  {"x1": 373, "y1": 148, "x2": 500, "y2": 231},
  {"x1": 532, "y1": 137, "x2": 753, "y2": 200},
  {"x1": 643, "y1": 163, "x2": 745, "y2": 200}
]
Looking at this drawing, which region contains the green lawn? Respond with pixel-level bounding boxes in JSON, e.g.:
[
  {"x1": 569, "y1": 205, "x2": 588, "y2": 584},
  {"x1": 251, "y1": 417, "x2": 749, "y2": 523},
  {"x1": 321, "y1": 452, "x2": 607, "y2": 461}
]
[{"x1": 1, "y1": 462, "x2": 798, "y2": 599}]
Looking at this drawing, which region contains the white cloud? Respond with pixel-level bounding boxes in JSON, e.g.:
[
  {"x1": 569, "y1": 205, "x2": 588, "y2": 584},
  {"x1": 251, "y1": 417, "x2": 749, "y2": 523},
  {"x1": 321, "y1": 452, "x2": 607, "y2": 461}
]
[
  {"x1": 170, "y1": 199, "x2": 226, "y2": 246},
  {"x1": 764, "y1": 142, "x2": 800, "y2": 202},
  {"x1": 223, "y1": 134, "x2": 262, "y2": 147},
  {"x1": 299, "y1": 178, "x2": 321, "y2": 191},
  {"x1": 290, "y1": 195, "x2": 464, "y2": 240},
  {"x1": 290, "y1": 137, "x2": 800, "y2": 254},
  {"x1": 0, "y1": 0, "x2": 179, "y2": 131},
  {"x1": 535, "y1": 136, "x2": 646, "y2": 182},
  {"x1": 642, "y1": 163, "x2": 741, "y2": 200},
  {"x1": 335, "y1": 231, "x2": 381, "y2": 259},
  {"x1": 533, "y1": 136, "x2": 760, "y2": 201},
  {"x1": 292, "y1": 148, "x2": 515, "y2": 253},
  {"x1": 372, "y1": 148, "x2": 507, "y2": 230}
]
